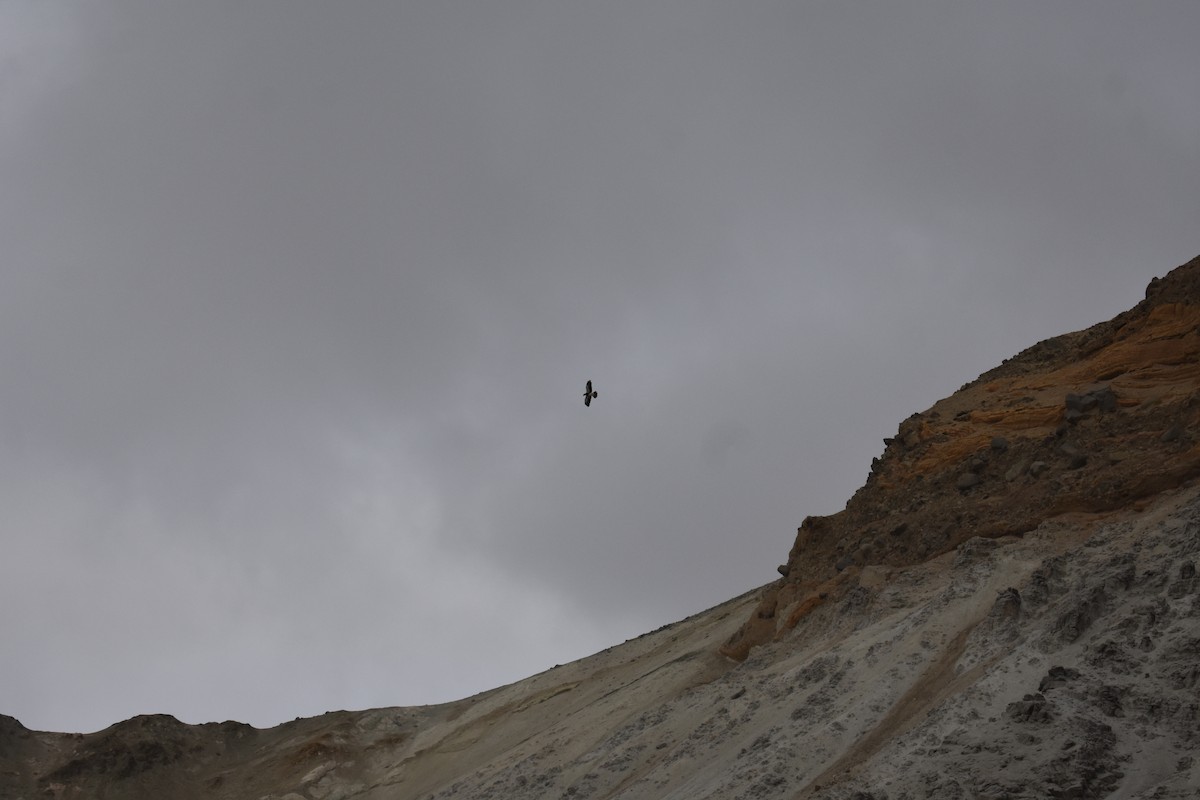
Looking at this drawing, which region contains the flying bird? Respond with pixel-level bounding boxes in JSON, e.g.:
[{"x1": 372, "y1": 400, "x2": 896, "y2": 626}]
[{"x1": 583, "y1": 380, "x2": 598, "y2": 407}]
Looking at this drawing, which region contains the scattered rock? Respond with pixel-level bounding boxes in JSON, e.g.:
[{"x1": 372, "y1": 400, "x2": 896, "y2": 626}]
[
  {"x1": 1093, "y1": 684, "x2": 1125, "y2": 717},
  {"x1": 1092, "y1": 386, "x2": 1118, "y2": 412},
  {"x1": 1038, "y1": 666, "x2": 1081, "y2": 692},
  {"x1": 986, "y1": 586, "x2": 1022, "y2": 623},
  {"x1": 1167, "y1": 561, "x2": 1196, "y2": 598},
  {"x1": 957, "y1": 473, "x2": 982, "y2": 491},
  {"x1": 1006, "y1": 693, "x2": 1055, "y2": 724},
  {"x1": 1065, "y1": 386, "x2": 1119, "y2": 416},
  {"x1": 1058, "y1": 443, "x2": 1088, "y2": 469},
  {"x1": 1005, "y1": 461, "x2": 1028, "y2": 482}
]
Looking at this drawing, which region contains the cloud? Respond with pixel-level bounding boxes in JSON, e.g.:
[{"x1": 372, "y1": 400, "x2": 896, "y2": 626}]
[{"x1": 0, "y1": 2, "x2": 80, "y2": 149}]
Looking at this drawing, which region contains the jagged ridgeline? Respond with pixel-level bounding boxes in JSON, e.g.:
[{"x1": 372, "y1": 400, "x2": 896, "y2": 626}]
[{"x1": 722, "y1": 253, "x2": 1200, "y2": 659}]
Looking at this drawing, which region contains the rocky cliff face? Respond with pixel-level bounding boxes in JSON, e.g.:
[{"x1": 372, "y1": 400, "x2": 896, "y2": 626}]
[
  {"x1": 4, "y1": 254, "x2": 1199, "y2": 800},
  {"x1": 720, "y1": 253, "x2": 1200, "y2": 661}
]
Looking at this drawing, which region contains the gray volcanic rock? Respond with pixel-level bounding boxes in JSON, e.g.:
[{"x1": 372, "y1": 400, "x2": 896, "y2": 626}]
[{"x1": 5, "y1": 254, "x2": 1200, "y2": 800}]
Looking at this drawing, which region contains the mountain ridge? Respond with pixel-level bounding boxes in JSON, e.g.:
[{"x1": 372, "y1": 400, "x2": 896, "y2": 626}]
[{"x1": 5, "y1": 253, "x2": 1199, "y2": 799}]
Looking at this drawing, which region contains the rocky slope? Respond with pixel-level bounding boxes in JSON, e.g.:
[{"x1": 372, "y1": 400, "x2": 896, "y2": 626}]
[
  {"x1": 721, "y1": 254, "x2": 1200, "y2": 663},
  {"x1": 4, "y1": 254, "x2": 1199, "y2": 800}
]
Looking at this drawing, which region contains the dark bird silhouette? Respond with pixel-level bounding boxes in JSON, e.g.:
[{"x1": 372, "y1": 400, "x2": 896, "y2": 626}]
[{"x1": 583, "y1": 380, "x2": 598, "y2": 407}]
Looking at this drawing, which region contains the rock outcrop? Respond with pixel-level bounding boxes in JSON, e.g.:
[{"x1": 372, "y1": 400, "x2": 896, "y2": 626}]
[{"x1": 720, "y1": 254, "x2": 1200, "y2": 661}]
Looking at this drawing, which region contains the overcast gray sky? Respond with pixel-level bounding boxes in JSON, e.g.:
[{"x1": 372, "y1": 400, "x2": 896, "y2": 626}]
[{"x1": 2, "y1": 1, "x2": 1197, "y2": 733}]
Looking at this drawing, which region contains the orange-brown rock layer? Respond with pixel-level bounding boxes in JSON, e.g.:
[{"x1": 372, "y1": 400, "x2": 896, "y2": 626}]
[{"x1": 721, "y1": 254, "x2": 1200, "y2": 660}]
